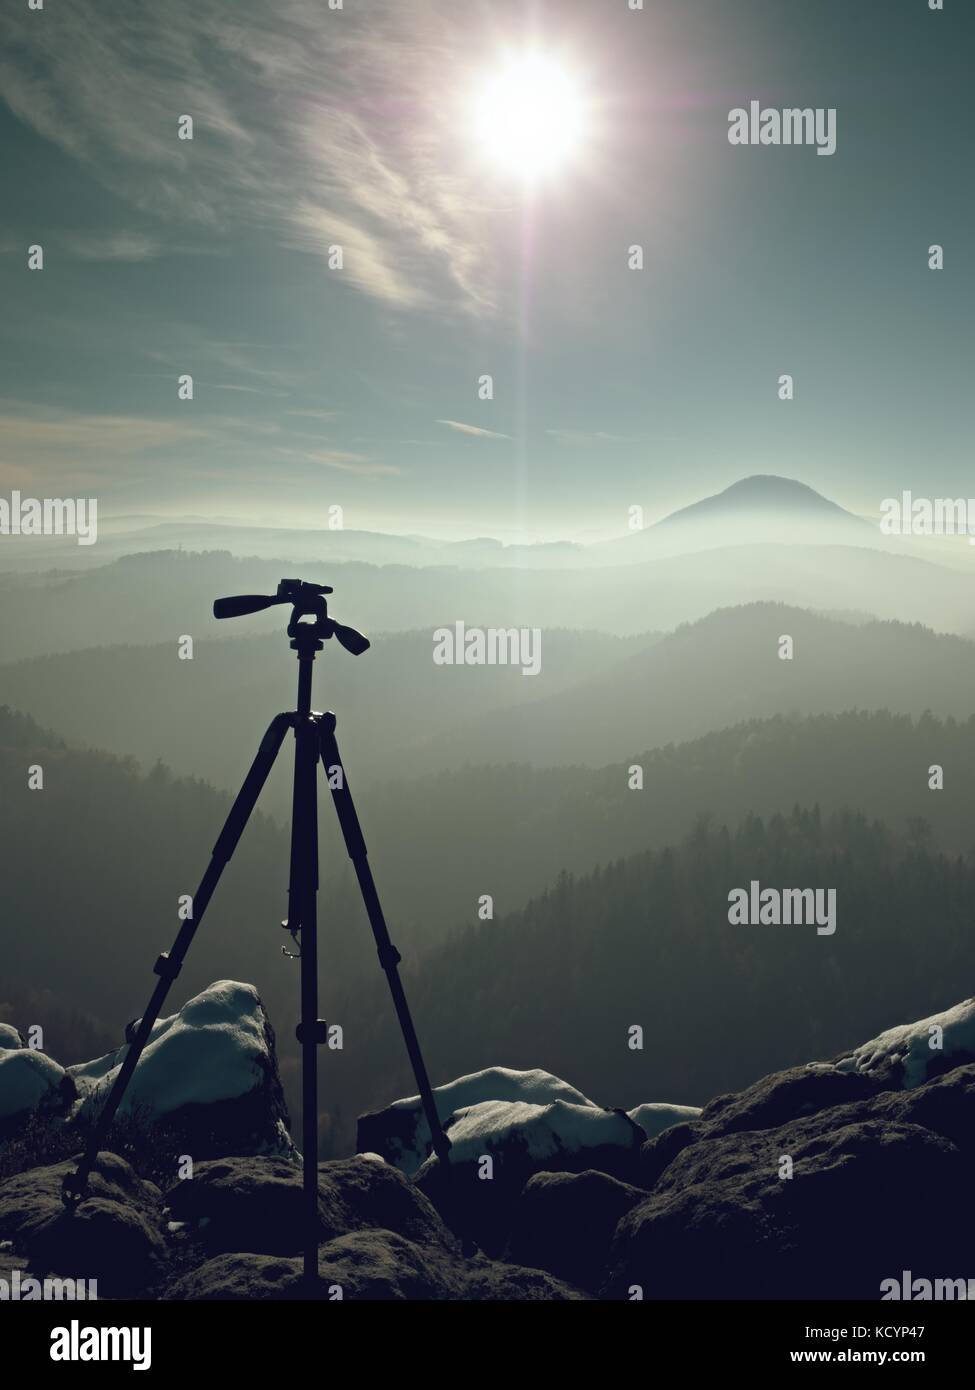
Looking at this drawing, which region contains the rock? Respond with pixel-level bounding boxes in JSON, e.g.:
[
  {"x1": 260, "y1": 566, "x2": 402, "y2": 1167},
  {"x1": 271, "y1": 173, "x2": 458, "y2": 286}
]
[
  {"x1": 699, "y1": 1063, "x2": 883, "y2": 1139},
  {"x1": 0, "y1": 1024, "x2": 26, "y2": 1050},
  {"x1": 462, "y1": 1254, "x2": 589, "y2": 1300},
  {"x1": 0, "y1": 1044, "x2": 76, "y2": 1140},
  {"x1": 415, "y1": 1099, "x2": 645, "y2": 1254},
  {"x1": 640, "y1": 1122, "x2": 700, "y2": 1188},
  {"x1": 164, "y1": 1234, "x2": 587, "y2": 1301},
  {"x1": 627, "y1": 1103, "x2": 701, "y2": 1137},
  {"x1": 606, "y1": 1117, "x2": 973, "y2": 1300},
  {"x1": 318, "y1": 1156, "x2": 456, "y2": 1252},
  {"x1": 824, "y1": 997, "x2": 975, "y2": 1089},
  {"x1": 163, "y1": 1152, "x2": 455, "y2": 1257},
  {"x1": 0, "y1": 1152, "x2": 165, "y2": 1297},
  {"x1": 878, "y1": 1061, "x2": 975, "y2": 1155},
  {"x1": 358, "y1": 1066, "x2": 596, "y2": 1175},
  {"x1": 70, "y1": 981, "x2": 293, "y2": 1160},
  {"x1": 166, "y1": 1229, "x2": 459, "y2": 1300},
  {"x1": 505, "y1": 1169, "x2": 645, "y2": 1291},
  {"x1": 164, "y1": 1156, "x2": 316, "y2": 1256}
]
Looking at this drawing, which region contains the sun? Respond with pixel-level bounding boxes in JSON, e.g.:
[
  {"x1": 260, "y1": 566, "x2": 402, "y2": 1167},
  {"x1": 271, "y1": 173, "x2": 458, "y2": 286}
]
[{"x1": 472, "y1": 52, "x2": 587, "y2": 181}]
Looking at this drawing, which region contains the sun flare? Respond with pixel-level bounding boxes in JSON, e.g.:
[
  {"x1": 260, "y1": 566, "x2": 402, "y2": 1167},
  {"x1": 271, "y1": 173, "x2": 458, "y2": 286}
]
[{"x1": 473, "y1": 52, "x2": 587, "y2": 180}]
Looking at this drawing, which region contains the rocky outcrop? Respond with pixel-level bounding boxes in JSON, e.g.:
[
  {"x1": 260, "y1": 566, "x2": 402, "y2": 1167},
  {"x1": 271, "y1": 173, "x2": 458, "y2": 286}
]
[
  {"x1": 604, "y1": 999, "x2": 975, "y2": 1300},
  {"x1": 5, "y1": 986, "x2": 972, "y2": 1300},
  {"x1": 70, "y1": 981, "x2": 293, "y2": 1160},
  {"x1": 357, "y1": 1066, "x2": 597, "y2": 1175},
  {"x1": 0, "y1": 1029, "x2": 76, "y2": 1141},
  {"x1": 163, "y1": 1153, "x2": 454, "y2": 1258},
  {"x1": 505, "y1": 1169, "x2": 646, "y2": 1292},
  {"x1": 414, "y1": 1098, "x2": 646, "y2": 1254},
  {"x1": 0, "y1": 1152, "x2": 165, "y2": 1297}
]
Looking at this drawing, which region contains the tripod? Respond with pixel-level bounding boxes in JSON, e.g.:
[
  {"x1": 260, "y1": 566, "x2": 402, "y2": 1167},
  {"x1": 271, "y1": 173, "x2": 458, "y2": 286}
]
[{"x1": 62, "y1": 579, "x2": 453, "y2": 1288}]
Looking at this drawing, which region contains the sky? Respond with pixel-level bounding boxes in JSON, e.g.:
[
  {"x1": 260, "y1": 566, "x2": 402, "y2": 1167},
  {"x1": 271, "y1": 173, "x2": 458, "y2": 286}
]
[{"x1": 0, "y1": 0, "x2": 971, "y2": 543}]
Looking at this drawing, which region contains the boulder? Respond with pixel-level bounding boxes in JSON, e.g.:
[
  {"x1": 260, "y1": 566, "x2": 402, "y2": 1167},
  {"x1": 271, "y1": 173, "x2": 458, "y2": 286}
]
[
  {"x1": 505, "y1": 1169, "x2": 646, "y2": 1291},
  {"x1": 627, "y1": 1103, "x2": 701, "y2": 1138},
  {"x1": 415, "y1": 1098, "x2": 645, "y2": 1253},
  {"x1": 358, "y1": 1066, "x2": 596, "y2": 1175},
  {"x1": 163, "y1": 1152, "x2": 454, "y2": 1257},
  {"x1": 0, "y1": 1151, "x2": 165, "y2": 1297},
  {"x1": 698, "y1": 1063, "x2": 884, "y2": 1139},
  {"x1": 607, "y1": 1116, "x2": 973, "y2": 1300},
  {"x1": 164, "y1": 1234, "x2": 586, "y2": 1301},
  {"x1": 70, "y1": 981, "x2": 293, "y2": 1160},
  {"x1": 825, "y1": 997, "x2": 975, "y2": 1089},
  {"x1": 0, "y1": 1044, "x2": 76, "y2": 1141},
  {"x1": 165, "y1": 1229, "x2": 459, "y2": 1300},
  {"x1": 462, "y1": 1254, "x2": 589, "y2": 1300}
]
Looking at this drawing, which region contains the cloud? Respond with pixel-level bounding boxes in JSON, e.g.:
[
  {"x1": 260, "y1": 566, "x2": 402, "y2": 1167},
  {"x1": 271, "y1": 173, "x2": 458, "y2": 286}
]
[
  {"x1": 0, "y1": 405, "x2": 211, "y2": 456},
  {"x1": 0, "y1": 0, "x2": 499, "y2": 314},
  {"x1": 275, "y1": 445, "x2": 400, "y2": 477},
  {"x1": 436, "y1": 419, "x2": 511, "y2": 440},
  {"x1": 545, "y1": 429, "x2": 631, "y2": 445},
  {"x1": 304, "y1": 451, "x2": 400, "y2": 476},
  {"x1": 64, "y1": 232, "x2": 163, "y2": 262},
  {"x1": 211, "y1": 383, "x2": 290, "y2": 397}
]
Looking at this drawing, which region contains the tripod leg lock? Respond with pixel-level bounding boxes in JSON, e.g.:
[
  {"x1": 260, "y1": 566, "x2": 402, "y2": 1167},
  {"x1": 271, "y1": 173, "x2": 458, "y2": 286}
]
[
  {"x1": 61, "y1": 1170, "x2": 88, "y2": 1209},
  {"x1": 153, "y1": 952, "x2": 182, "y2": 981},
  {"x1": 296, "y1": 1020, "x2": 328, "y2": 1044},
  {"x1": 377, "y1": 942, "x2": 402, "y2": 972}
]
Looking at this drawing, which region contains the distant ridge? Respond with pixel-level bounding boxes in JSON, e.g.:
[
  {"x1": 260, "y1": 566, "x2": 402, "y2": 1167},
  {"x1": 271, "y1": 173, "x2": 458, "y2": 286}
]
[{"x1": 656, "y1": 474, "x2": 865, "y2": 527}]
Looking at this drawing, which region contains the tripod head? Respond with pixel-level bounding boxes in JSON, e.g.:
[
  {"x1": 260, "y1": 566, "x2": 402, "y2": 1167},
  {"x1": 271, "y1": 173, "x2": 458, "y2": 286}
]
[{"x1": 213, "y1": 578, "x2": 370, "y2": 656}]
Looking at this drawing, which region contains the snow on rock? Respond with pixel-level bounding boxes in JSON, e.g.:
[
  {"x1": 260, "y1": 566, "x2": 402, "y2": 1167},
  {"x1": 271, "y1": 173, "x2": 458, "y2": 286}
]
[
  {"x1": 70, "y1": 981, "x2": 294, "y2": 1159},
  {"x1": 414, "y1": 1095, "x2": 646, "y2": 1255},
  {"x1": 358, "y1": 1066, "x2": 596, "y2": 1175},
  {"x1": 441, "y1": 1098, "x2": 637, "y2": 1167},
  {"x1": 0, "y1": 1047, "x2": 74, "y2": 1128},
  {"x1": 627, "y1": 1103, "x2": 702, "y2": 1138},
  {"x1": 824, "y1": 997, "x2": 975, "y2": 1090},
  {"x1": 0, "y1": 1024, "x2": 26, "y2": 1050}
]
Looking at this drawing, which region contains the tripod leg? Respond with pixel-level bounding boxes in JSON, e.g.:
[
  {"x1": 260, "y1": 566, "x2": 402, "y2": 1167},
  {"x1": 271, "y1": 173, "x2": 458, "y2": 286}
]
[
  {"x1": 317, "y1": 715, "x2": 452, "y2": 1173},
  {"x1": 287, "y1": 711, "x2": 323, "y2": 1288},
  {"x1": 62, "y1": 712, "x2": 293, "y2": 1206}
]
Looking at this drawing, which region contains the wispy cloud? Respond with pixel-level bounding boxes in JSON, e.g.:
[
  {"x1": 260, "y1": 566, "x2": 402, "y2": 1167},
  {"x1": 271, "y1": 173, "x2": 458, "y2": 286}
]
[
  {"x1": 211, "y1": 383, "x2": 290, "y2": 397},
  {"x1": 0, "y1": 0, "x2": 498, "y2": 315},
  {"x1": 545, "y1": 429, "x2": 631, "y2": 445},
  {"x1": 316, "y1": 456, "x2": 400, "y2": 477},
  {"x1": 436, "y1": 419, "x2": 511, "y2": 440},
  {"x1": 274, "y1": 444, "x2": 399, "y2": 477},
  {"x1": 63, "y1": 231, "x2": 163, "y2": 262},
  {"x1": 0, "y1": 405, "x2": 211, "y2": 456}
]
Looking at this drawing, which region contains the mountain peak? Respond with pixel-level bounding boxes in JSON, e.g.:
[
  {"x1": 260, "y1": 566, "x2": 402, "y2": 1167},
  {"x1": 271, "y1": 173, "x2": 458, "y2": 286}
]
[{"x1": 659, "y1": 475, "x2": 861, "y2": 527}]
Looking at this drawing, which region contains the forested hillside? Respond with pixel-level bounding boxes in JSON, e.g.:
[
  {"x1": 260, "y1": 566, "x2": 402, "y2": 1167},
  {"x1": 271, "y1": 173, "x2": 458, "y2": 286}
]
[{"x1": 319, "y1": 808, "x2": 974, "y2": 1152}]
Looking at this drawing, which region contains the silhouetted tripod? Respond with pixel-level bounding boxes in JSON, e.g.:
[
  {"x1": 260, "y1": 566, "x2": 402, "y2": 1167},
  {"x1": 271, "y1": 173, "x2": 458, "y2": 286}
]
[{"x1": 62, "y1": 579, "x2": 452, "y2": 1288}]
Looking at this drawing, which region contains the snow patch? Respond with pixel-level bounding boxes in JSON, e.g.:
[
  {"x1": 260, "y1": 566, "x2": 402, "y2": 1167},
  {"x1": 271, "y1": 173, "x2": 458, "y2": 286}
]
[
  {"x1": 370, "y1": 1066, "x2": 597, "y2": 1174},
  {"x1": 69, "y1": 980, "x2": 271, "y2": 1119},
  {"x1": 0, "y1": 1049, "x2": 66, "y2": 1121},
  {"x1": 442, "y1": 1098, "x2": 637, "y2": 1166},
  {"x1": 0, "y1": 1024, "x2": 25, "y2": 1051},
  {"x1": 826, "y1": 998, "x2": 975, "y2": 1089},
  {"x1": 627, "y1": 1102, "x2": 702, "y2": 1138}
]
